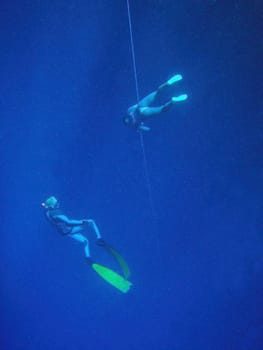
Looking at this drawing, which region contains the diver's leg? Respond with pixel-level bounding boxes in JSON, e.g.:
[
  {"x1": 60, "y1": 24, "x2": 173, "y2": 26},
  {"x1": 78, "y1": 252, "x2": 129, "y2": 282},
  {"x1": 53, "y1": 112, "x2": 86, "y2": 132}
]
[
  {"x1": 139, "y1": 102, "x2": 174, "y2": 117},
  {"x1": 139, "y1": 106, "x2": 163, "y2": 117},
  {"x1": 85, "y1": 219, "x2": 102, "y2": 239},
  {"x1": 139, "y1": 74, "x2": 184, "y2": 108},
  {"x1": 142, "y1": 95, "x2": 188, "y2": 116},
  {"x1": 153, "y1": 74, "x2": 184, "y2": 96},
  {"x1": 69, "y1": 232, "x2": 91, "y2": 258},
  {"x1": 138, "y1": 92, "x2": 159, "y2": 108},
  {"x1": 138, "y1": 75, "x2": 183, "y2": 108},
  {"x1": 139, "y1": 94, "x2": 187, "y2": 117},
  {"x1": 138, "y1": 82, "x2": 175, "y2": 107}
]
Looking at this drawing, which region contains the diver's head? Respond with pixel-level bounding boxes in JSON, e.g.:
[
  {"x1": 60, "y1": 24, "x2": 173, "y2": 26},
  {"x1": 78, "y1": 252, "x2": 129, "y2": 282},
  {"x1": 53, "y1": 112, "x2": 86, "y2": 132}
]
[{"x1": 41, "y1": 196, "x2": 59, "y2": 209}]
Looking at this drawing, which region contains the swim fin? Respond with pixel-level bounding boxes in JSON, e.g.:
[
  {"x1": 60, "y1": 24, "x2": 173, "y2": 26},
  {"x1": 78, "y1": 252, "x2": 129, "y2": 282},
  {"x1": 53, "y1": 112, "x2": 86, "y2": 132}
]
[
  {"x1": 103, "y1": 244, "x2": 131, "y2": 279},
  {"x1": 167, "y1": 74, "x2": 182, "y2": 85},
  {"x1": 172, "y1": 94, "x2": 188, "y2": 103},
  {"x1": 92, "y1": 263, "x2": 132, "y2": 293}
]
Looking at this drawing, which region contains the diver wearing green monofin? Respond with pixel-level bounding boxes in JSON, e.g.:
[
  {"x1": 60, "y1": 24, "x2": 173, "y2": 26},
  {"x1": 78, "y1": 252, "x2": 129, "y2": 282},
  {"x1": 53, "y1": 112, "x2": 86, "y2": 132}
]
[
  {"x1": 42, "y1": 196, "x2": 105, "y2": 265},
  {"x1": 42, "y1": 196, "x2": 132, "y2": 292}
]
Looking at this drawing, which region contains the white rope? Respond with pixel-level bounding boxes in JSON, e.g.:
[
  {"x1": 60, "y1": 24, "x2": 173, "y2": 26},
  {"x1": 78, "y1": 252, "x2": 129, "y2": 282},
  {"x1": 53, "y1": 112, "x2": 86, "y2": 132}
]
[
  {"x1": 139, "y1": 132, "x2": 161, "y2": 255},
  {"x1": 126, "y1": 0, "x2": 161, "y2": 256},
  {"x1": 126, "y1": 0, "x2": 140, "y2": 102}
]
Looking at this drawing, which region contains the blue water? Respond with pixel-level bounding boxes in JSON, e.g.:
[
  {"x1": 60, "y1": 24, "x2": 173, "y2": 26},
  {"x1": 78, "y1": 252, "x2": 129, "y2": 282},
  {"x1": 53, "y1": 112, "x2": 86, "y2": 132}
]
[{"x1": 1, "y1": 1, "x2": 262, "y2": 349}]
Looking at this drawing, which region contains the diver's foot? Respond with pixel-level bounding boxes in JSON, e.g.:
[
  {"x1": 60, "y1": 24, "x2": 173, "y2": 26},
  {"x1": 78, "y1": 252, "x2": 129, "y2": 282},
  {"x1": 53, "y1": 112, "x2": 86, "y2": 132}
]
[
  {"x1": 85, "y1": 257, "x2": 94, "y2": 265},
  {"x1": 97, "y1": 238, "x2": 106, "y2": 247},
  {"x1": 167, "y1": 74, "x2": 183, "y2": 86},
  {"x1": 172, "y1": 94, "x2": 188, "y2": 103}
]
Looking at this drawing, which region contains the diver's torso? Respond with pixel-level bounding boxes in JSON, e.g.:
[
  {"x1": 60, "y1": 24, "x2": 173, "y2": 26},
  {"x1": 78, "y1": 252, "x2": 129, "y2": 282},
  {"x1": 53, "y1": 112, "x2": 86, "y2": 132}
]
[{"x1": 46, "y1": 208, "x2": 72, "y2": 235}]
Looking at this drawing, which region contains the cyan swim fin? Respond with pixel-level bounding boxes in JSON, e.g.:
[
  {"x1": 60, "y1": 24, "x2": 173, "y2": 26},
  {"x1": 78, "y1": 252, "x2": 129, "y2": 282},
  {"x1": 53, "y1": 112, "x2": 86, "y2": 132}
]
[
  {"x1": 172, "y1": 94, "x2": 188, "y2": 103},
  {"x1": 92, "y1": 263, "x2": 132, "y2": 293},
  {"x1": 167, "y1": 74, "x2": 182, "y2": 85}
]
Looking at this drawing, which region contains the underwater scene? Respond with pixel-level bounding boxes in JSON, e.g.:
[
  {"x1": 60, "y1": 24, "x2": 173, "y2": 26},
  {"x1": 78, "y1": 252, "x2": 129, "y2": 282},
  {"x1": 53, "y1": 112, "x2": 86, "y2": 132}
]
[{"x1": 1, "y1": 1, "x2": 262, "y2": 349}]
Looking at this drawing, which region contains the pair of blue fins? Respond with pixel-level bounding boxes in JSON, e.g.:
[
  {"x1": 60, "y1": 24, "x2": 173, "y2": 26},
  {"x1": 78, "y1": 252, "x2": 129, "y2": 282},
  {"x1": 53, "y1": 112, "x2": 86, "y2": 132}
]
[
  {"x1": 166, "y1": 73, "x2": 188, "y2": 102},
  {"x1": 92, "y1": 243, "x2": 132, "y2": 293}
]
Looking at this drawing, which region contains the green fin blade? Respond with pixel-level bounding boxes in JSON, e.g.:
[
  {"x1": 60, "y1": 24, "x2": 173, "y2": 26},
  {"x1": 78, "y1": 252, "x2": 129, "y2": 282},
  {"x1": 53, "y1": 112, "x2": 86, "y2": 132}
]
[
  {"x1": 104, "y1": 244, "x2": 131, "y2": 279},
  {"x1": 92, "y1": 263, "x2": 132, "y2": 293}
]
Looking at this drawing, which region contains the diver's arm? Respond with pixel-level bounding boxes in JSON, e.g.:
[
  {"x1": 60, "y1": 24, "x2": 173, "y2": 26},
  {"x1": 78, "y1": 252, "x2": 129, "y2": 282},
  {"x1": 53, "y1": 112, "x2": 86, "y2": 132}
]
[
  {"x1": 138, "y1": 123, "x2": 150, "y2": 132},
  {"x1": 54, "y1": 214, "x2": 84, "y2": 226},
  {"x1": 83, "y1": 219, "x2": 102, "y2": 239}
]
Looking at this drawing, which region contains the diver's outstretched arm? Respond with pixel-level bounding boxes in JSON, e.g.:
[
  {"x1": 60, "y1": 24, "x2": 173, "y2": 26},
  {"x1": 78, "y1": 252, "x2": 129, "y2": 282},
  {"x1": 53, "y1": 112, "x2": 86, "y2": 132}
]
[
  {"x1": 138, "y1": 123, "x2": 150, "y2": 131},
  {"x1": 83, "y1": 219, "x2": 102, "y2": 239},
  {"x1": 55, "y1": 214, "x2": 84, "y2": 226}
]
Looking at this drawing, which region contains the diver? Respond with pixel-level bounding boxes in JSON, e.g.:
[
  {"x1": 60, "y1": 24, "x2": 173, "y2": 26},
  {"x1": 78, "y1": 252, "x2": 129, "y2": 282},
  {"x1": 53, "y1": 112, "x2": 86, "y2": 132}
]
[
  {"x1": 42, "y1": 196, "x2": 105, "y2": 265},
  {"x1": 123, "y1": 74, "x2": 188, "y2": 131},
  {"x1": 42, "y1": 196, "x2": 132, "y2": 292}
]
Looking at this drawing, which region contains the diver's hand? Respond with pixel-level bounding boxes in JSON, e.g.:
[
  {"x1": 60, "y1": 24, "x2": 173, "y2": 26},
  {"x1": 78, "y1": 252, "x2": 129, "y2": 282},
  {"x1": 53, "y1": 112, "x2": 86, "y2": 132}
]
[
  {"x1": 82, "y1": 219, "x2": 96, "y2": 224},
  {"x1": 138, "y1": 123, "x2": 150, "y2": 132},
  {"x1": 81, "y1": 219, "x2": 91, "y2": 225}
]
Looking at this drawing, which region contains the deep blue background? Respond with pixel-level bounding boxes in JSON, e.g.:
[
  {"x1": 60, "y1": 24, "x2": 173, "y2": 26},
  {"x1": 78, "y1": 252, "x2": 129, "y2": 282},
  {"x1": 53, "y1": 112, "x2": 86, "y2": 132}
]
[{"x1": 1, "y1": 1, "x2": 262, "y2": 349}]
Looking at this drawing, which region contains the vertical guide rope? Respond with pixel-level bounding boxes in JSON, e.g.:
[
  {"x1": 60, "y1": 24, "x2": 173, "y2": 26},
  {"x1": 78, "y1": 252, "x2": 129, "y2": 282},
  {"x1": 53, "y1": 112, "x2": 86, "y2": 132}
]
[
  {"x1": 126, "y1": 0, "x2": 161, "y2": 256},
  {"x1": 138, "y1": 132, "x2": 160, "y2": 255},
  {"x1": 126, "y1": 0, "x2": 140, "y2": 103}
]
